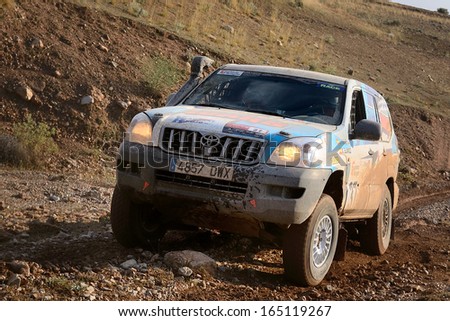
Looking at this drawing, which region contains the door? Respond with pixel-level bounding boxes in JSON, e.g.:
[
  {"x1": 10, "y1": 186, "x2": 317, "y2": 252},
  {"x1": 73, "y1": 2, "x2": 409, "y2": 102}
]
[{"x1": 344, "y1": 89, "x2": 383, "y2": 217}]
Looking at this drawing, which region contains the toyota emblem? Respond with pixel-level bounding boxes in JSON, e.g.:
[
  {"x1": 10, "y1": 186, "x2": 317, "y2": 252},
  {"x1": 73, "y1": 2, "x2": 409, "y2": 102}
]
[{"x1": 200, "y1": 134, "x2": 221, "y2": 148}]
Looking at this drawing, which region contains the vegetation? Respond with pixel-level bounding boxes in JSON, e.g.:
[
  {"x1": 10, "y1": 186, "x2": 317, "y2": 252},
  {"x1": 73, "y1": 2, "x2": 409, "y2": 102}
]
[
  {"x1": 437, "y1": 8, "x2": 448, "y2": 15},
  {"x1": 142, "y1": 55, "x2": 183, "y2": 98},
  {"x1": 0, "y1": 116, "x2": 59, "y2": 167}
]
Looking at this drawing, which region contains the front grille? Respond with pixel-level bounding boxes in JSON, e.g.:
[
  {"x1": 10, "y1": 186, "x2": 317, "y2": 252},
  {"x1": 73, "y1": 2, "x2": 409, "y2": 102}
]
[
  {"x1": 160, "y1": 128, "x2": 264, "y2": 165},
  {"x1": 155, "y1": 170, "x2": 248, "y2": 194}
]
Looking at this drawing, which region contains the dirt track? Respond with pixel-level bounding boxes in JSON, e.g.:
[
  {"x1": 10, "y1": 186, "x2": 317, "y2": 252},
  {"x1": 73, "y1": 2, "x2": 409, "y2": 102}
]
[{"x1": 0, "y1": 169, "x2": 448, "y2": 301}]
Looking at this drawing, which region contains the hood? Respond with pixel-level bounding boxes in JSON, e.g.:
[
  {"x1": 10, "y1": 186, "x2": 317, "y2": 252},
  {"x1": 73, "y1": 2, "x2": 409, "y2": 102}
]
[{"x1": 145, "y1": 105, "x2": 335, "y2": 141}]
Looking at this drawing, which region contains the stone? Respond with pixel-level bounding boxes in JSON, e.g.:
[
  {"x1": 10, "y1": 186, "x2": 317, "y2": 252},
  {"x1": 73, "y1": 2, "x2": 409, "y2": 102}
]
[
  {"x1": 90, "y1": 86, "x2": 105, "y2": 102},
  {"x1": 110, "y1": 61, "x2": 119, "y2": 68},
  {"x1": 80, "y1": 95, "x2": 94, "y2": 105},
  {"x1": 348, "y1": 68, "x2": 354, "y2": 76},
  {"x1": 30, "y1": 80, "x2": 46, "y2": 93},
  {"x1": 116, "y1": 100, "x2": 128, "y2": 110},
  {"x1": 6, "y1": 261, "x2": 30, "y2": 276},
  {"x1": 141, "y1": 251, "x2": 153, "y2": 259},
  {"x1": 120, "y1": 259, "x2": 138, "y2": 269},
  {"x1": 221, "y1": 24, "x2": 235, "y2": 34},
  {"x1": 0, "y1": 200, "x2": 6, "y2": 211},
  {"x1": 178, "y1": 266, "x2": 193, "y2": 277},
  {"x1": 30, "y1": 38, "x2": 44, "y2": 49},
  {"x1": 53, "y1": 70, "x2": 62, "y2": 77},
  {"x1": 15, "y1": 85, "x2": 33, "y2": 101},
  {"x1": 48, "y1": 194, "x2": 60, "y2": 202},
  {"x1": 208, "y1": 34, "x2": 217, "y2": 41},
  {"x1": 277, "y1": 40, "x2": 283, "y2": 46},
  {"x1": 164, "y1": 250, "x2": 217, "y2": 275},
  {"x1": 98, "y1": 44, "x2": 109, "y2": 52},
  {"x1": 7, "y1": 274, "x2": 21, "y2": 287}
]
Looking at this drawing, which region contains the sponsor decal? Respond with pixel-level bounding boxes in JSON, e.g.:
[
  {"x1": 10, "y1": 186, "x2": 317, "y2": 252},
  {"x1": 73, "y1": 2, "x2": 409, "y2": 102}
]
[
  {"x1": 223, "y1": 122, "x2": 268, "y2": 138},
  {"x1": 317, "y1": 83, "x2": 345, "y2": 91},
  {"x1": 171, "y1": 116, "x2": 214, "y2": 125},
  {"x1": 217, "y1": 70, "x2": 244, "y2": 77}
]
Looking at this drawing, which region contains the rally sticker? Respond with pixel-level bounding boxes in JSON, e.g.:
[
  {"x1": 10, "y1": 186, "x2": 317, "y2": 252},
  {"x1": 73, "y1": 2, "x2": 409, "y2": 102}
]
[
  {"x1": 217, "y1": 70, "x2": 244, "y2": 77},
  {"x1": 317, "y1": 83, "x2": 345, "y2": 91},
  {"x1": 171, "y1": 116, "x2": 214, "y2": 125},
  {"x1": 223, "y1": 122, "x2": 268, "y2": 138}
]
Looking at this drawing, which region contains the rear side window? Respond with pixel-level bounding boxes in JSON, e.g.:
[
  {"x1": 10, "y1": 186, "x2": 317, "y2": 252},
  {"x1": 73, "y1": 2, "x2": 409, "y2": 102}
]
[{"x1": 376, "y1": 97, "x2": 393, "y2": 141}]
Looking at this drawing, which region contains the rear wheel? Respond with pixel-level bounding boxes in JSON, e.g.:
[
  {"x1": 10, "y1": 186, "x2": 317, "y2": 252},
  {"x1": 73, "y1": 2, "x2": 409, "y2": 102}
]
[
  {"x1": 360, "y1": 186, "x2": 392, "y2": 255},
  {"x1": 110, "y1": 186, "x2": 166, "y2": 250},
  {"x1": 283, "y1": 194, "x2": 339, "y2": 286}
]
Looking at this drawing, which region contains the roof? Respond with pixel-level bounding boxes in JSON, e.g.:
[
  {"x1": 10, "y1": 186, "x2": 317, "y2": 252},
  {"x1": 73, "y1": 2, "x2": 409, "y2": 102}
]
[{"x1": 221, "y1": 64, "x2": 349, "y2": 85}]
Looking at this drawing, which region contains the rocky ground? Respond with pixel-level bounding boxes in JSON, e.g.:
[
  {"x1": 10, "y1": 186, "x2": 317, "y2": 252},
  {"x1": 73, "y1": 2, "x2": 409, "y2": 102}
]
[{"x1": 0, "y1": 169, "x2": 449, "y2": 301}]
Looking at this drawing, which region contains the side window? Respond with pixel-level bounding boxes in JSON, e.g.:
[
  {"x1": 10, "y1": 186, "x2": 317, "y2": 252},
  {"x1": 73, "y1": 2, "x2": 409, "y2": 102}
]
[
  {"x1": 349, "y1": 90, "x2": 366, "y2": 138},
  {"x1": 377, "y1": 97, "x2": 393, "y2": 141},
  {"x1": 363, "y1": 91, "x2": 379, "y2": 123}
]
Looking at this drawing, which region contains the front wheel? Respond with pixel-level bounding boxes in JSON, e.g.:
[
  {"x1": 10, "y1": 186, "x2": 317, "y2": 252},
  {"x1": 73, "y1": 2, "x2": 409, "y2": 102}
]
[
  {"x1": 283, "y1": 194, "x2": 339, "y2": 286},
  {"x1": 360, "y1": 186, "x2": 392, "y2": 255},
  {"x1": 110, "y1": 186, "x2": 166, "y2": 250}
]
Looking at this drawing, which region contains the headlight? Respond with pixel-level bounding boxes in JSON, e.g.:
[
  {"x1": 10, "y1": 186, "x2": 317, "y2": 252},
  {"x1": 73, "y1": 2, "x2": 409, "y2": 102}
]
[
  {"x1": 268, "y1": 137, "x2": 325, "y2": 168},
  {"x1": 125, "y1": 113, "x2": 153, "y2": 145},
  {"x1": 268, "y1": 142, "x2": 301, "y2": 166}
]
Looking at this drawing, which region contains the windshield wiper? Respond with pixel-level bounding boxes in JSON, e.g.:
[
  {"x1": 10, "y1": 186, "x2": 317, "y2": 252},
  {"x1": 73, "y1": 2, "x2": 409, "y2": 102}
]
[
  {"x1": 193, "y1": 103, "x2": 235, "y2": 109},
  {"x1": 244, "y1": 108, "x2": 292, "y2": 118}
]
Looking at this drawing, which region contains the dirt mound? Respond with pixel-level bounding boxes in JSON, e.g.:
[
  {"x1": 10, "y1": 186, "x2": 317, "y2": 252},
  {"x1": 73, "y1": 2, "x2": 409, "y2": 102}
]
[{"x1": 0, "y1": 1, "x2": 224, "y2": 144}]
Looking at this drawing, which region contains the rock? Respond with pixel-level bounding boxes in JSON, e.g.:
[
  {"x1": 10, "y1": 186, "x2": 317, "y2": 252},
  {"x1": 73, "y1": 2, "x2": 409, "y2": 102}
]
[
  {"x1": 348, "y1": 68, "x2": 354, "y2": 76},
  {"x1": 110, "y1": 61, "x2": 118, "y2": 68},
  {"x1": 7, "y1": 274, "x2": 21, "y2": 287},
  {"x1": 221, "y1": 24, "x2": 235, "y2": 34},
  {"x1": 53, "y1": 70, "x2": 62, "y2": 78},
  {"x1": 30, "y1": 80, "x2": 46, "y2": 93},
  {"x1": 116, "y1": 100, "x2": 129, "y2": 110},
  {"x1": 80, "y1": 95, "x2": 94, "y2": 105},
  {"x1": 164, "y1": 250, "x2": 217, "y2": 275},
  {"x1": 0, "y1": 200, "x2": 6, "y2": 211},
  {"x1": 277, "y1": 40, "x2": 283, "y2": 46},
  {"x1": 369, "y1": 76, "x2": 376, "y2": 82},
  {"x1": 208, "y1": 34, "x2": 217, "y2": 41},
  {"x1": 6, "y1": 261, "x2": 30, "y2": 276},
  {"x1": 90, "y1": 86, "x2": 105, "y2": 102},
  {"x1": 178, "y1": 266, "x2": 193, "y2": 277},
  {"x1": 30, "y1": 38, "x2": 44, "y2": 49},
  {"x1": 120, "y1": 259, "x2": 138, "y2": 269},
  {"x1": 325, "y1": 284, "x2": 335, "y2": 292},
  {"x1": 48, "y1": 194, "x2": 60, "y2": 202},
  {"x1": 141, "y1": 250, "x2": 153, "y2": 259},
  {"x1": 98, "y1": 44, "x2": 109, "y2": 52},
  {"x1": 15, "y1": 84, "x2": 34, "y2": 101},
  {"x1": 85, "y1": 286, "x2": 95, "y2": 295}
]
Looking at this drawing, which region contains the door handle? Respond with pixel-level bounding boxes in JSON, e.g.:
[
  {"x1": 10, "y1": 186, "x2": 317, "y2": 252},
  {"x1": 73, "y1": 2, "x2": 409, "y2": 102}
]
[{"x1": 368, "y1": 150, "x2": 374, "y2": 156}]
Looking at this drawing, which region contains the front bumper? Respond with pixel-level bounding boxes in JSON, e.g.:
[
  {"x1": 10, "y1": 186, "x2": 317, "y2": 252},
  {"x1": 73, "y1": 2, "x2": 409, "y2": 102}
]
[{"x1": 116, "y1": 142, "x2": 331, "y2": 226}]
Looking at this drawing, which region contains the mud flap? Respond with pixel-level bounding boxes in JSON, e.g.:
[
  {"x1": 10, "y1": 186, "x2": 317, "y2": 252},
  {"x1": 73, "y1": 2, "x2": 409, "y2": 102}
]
[
  {"x1": 391, "y1": 218, "x2": 395, "y2": 241},
  {"x1": 334, "y1": 228, "x2": 348, "y2": 261}
]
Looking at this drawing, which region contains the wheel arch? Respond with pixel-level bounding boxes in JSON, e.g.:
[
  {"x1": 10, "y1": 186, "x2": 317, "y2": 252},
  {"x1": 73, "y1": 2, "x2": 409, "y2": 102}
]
[{"x1": 322, "y1": 170, "x2": 344, "y2": 213}]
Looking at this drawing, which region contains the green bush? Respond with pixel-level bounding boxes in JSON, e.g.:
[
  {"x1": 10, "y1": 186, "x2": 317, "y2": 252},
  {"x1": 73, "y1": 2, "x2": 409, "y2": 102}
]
[
  {"x1": 142, "y1": 56, "x2": 182, "y2": 98},
  {"x1": 6, "y1": 115, "x2": 59, "y2": 167},
  {"x1": 437, "y1": 8, "x2": 448, "y2": 15}
]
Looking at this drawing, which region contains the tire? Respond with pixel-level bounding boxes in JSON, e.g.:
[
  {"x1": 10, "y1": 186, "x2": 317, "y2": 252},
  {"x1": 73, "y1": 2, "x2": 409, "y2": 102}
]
[
  {"x1": 360, "y1": 185, "x2": 392, "y2": 255},
  {"x1": 110, "y1": 186, "x2": 166, "y2": 250},
  {"x1": 283, "y1": 194, "x2": 339, "y2": 286}
]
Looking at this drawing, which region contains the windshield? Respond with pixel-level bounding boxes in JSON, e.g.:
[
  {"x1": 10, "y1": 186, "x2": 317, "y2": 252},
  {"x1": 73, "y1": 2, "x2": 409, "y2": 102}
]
[{"x1": 183, "y1": 69, "x2": 346, "y2": 125}]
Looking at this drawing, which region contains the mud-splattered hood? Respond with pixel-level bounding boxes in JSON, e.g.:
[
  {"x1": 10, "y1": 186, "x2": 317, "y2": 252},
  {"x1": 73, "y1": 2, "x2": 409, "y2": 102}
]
[{"x1": 145, "y1": 105, "x2": 336, "y2": 141}]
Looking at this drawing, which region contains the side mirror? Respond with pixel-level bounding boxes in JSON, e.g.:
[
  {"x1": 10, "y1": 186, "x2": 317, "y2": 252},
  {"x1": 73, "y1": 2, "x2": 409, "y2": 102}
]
[{"x1": 354, "y1": 119, "x2": 381, "y2": 141}]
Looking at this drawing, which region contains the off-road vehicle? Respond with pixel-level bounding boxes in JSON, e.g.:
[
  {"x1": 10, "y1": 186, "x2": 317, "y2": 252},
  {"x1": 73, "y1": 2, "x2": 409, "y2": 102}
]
[{"x1": 111, "y1": 57, "x2": 400, "y2": 285}]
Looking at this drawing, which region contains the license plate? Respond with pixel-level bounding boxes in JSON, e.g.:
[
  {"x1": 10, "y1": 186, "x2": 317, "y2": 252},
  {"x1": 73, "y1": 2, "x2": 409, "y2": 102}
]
[{"x1": 169, "y1": 159, "x2": 234, "y2": 181}]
